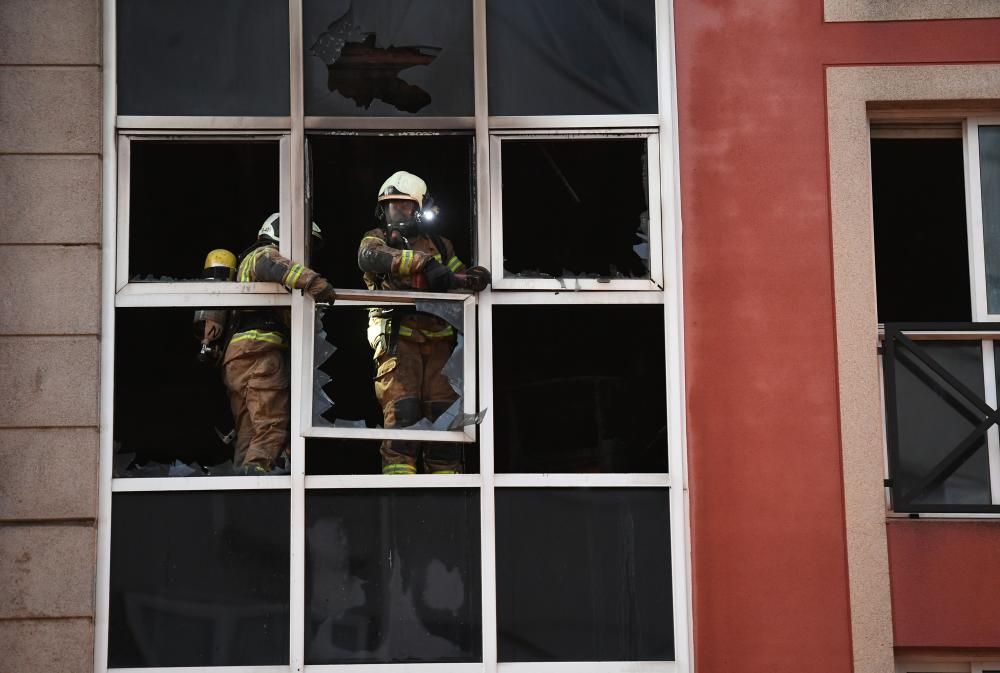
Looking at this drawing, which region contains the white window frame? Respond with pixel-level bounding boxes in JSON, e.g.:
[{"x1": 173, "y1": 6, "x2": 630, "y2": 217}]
[
  {"x1": 488, "y1": 130, "x2": 664, "y2": 292},
  {"x1": 301, "y1": 289, "x2": 478, "y2": 443},
  {"x1": 964, "y1": 117, "x2": 1000, "y2": 322},
  {"x1": 96, "y1": 1, "x2": 691, "y2": 672}
]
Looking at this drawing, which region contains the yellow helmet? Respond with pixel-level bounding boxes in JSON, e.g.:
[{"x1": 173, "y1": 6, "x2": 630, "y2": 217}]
[{"x1": 202, "y1": 248, "x2": 237, "y2": 281}]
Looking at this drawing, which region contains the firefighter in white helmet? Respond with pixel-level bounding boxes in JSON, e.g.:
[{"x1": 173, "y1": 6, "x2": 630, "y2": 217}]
[
  {"x1": 358, "y1": 171, "x2": 491, "y2": 475},
  {"x1": 220, "y1": 214, "x2": 337, "y2": 474}
]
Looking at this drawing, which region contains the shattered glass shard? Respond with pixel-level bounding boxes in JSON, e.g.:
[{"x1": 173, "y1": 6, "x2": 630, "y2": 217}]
[
  {"x1": 442, "y1": 335, "x2": 464, "y2": 396},
  {"x1": 415, "y1": 300, "x2": 464, "y2": 331},
  {"x1": 431, "y1": 399, "x2": 489, "y2": 431}
]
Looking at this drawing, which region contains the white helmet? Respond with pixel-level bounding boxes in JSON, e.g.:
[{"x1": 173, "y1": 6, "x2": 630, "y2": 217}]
[
  {"x1": 257, "y1": 213, "x2": 323, "y2": 244},
  {"x1": 377, "y1": 171, "x2": 427, "y2": 209}
]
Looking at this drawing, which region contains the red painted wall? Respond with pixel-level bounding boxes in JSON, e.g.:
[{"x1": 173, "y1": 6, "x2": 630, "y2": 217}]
[
  {"x1": 889, "y1": 521, "x2": 1000, "y2": 646},
  {"x1": 672, "y1": 1, "x2": 1000, "y2": 669}
]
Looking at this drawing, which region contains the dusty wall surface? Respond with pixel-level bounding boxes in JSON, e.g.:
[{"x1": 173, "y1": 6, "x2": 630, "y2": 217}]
[
  {"x1": 0, "y1": 0, "x2": 102, "y2": 671},
  {"x1": 673, "y1": 1, "x2": 1000, "y2": 671}
]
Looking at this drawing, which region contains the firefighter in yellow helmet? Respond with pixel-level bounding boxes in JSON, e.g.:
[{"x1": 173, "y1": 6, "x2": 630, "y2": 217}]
[
  {"x1": 358, "y1": 171, "x2": 491, "y2": 475},
  {"x1": 213, "y1": 215, "x2": 337, "y2": 474}
]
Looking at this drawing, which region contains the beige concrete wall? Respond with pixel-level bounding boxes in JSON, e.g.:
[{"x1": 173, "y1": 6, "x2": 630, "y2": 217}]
[
  {"x1": 825, "y1": 0, "x2": 1000, "y2": 22},
  {"x1": 826, "y1": 64, "x2": 1000, "y2": 673},
  {"x1": 0, "y1": 0, "x2": 102, "y2": 670}
]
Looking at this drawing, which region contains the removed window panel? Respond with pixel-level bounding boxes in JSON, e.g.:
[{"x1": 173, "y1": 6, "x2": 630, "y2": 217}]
[
  {"x1": 305, "y1": 438, "x2": 480, "y2": 475},
  {"x1": 871, "y1": 138, "x2": 970, "y2": 322},
  {"x1": 117, "y1": 0, "x2": 290, "y2": 116},
  {"x1": 496, "y1": 488, "x2": 673, "y2": 662},
  {"x1": 487, "y1": 0, "x2": 657, "y2": 116},
  {"x1": 303, "y1": 0, "x2": 473, "y2": 116},
  {"x1": 128, "y1": 141, "x2": 279, "y2": 282},
  {"x1": 500, "y1": 138, "x2": 651, "y2": 280},
  {"x1": 109, "y1": 491, "x2": 290, "y2": 667},
  {"x1": 492, "y1": 305, "x2": 667, "y2": 473},
  {"x1": 307, "y1": 134, "x2": 474, "y2": 289},
  {"x1": 306, "y1": 489, "x2": 482, "y2": 664}
]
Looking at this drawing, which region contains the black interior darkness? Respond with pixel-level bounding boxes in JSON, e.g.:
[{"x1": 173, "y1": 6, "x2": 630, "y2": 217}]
[
  {"x1": 129, "y1": 141, "x2": 279, "y2": 281},
  {"x1": 501, "y1": 138, "x2": 650, "y2": 279},
  {"x1": 872, "y1": 137, "x2": 971, "y2": 322},
  {"x1": 308, "y1": 134, "x2": 475, "y2": 288}
]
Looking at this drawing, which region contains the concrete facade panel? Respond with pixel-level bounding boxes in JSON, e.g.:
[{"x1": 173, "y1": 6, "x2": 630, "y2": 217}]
[
  {"x1": 826, "y1": 0, "x2": 1000, "y2": 22},
  {"x1": 0, "y1": 0, "x2": 100, "y2": 65},
  {"x1": 0, "y1": 618, "x2": 94, "y2": 673},
  {"x1": 0, "y1": 525, "x2": 96, "y2": 618},
  {"x1": 0, "y1": 67, "x2": 100, "y2": 154},
  {"x1": 0, "y1": 428, "x2": 99, "y2": 521},
  {"x1": 0, "y1": 336, "x2": 99, "y2": 427},
  {"x1": 0, "y1": 156, "x2": 101, "y2": 245},
  {"x1": 0, "y1": 246, "x2": 99, "y2": 335},
  {"x1": 889, "y1": 520, "x2": 1000, "y2": 646}
]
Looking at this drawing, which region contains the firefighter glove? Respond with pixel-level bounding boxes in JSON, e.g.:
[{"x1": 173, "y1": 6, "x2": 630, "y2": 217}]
[
  {"x1": 422, "y1": 258, "x2": 454, "y2": 291},
  {"x1": 457, "y1": 266, "x2": 491, "y2": 292},
  {"x1": 314, "y1": 281, "x2": 337, "y2": 304}
]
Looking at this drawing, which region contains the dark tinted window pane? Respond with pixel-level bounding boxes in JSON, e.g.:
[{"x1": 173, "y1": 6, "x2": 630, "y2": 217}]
[
  {"x1": 306, "y1": 490, "x2": 481, "y2": 663},
  {"x1": 129, "y1": 141, "x2": 279, "y2": 281},
  {"x1": 308, "y1": 134, "x2": 474, "y2": 288},
  {"x1": 304, "y1": 0, "x2": 474, "y2": 116},
  {"x1": 114, "y1": 308, "x2": 290, "y2": 476},
  {"x1": 487, "y1": 0, "x2": 657, "y2": 115},
  {"x1": 118, "y1": 0, "x2": 290, "y2": 116},
  {"x1": 109, "y1": 491, "x2": 290, "y2": 667},
  {"x1": 494, "y1": 305, "x2": 667, "y2": 473},
  {"x1": 889, "y1": 340, "x2": 991, "y2": 506},
  {"x1": 305, "y1": 439, "x2": 480, "y2": 476},
  {"x1": 872, "y1": 138, "x2": 970, "y2": 322},
  {"x1": 501, "y1": 139, "x2": 650, "y2": 280},
  {"x1": 497, "y1": 488, "x2": 673, "y2": 661},
  {"x1": 980, "y1": 127, "x2": 1000, "y2": 313}
]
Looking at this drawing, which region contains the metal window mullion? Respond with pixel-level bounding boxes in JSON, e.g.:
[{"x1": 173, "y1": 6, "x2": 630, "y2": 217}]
[
  {"x1": 653, "y1": 0, "x2": 691, "y2": 667},
  {"x1": 982, "y1": 340, "x2": 1000, "y2": 504},
  {"x1": 289, "y1": 0, "x2": 306, "y2": 671},
  {"x1": 95, "y1": 0, "x2": 119, "y2": 669},
  {"x1": 473, "y1": 0, "x2": 497, "y2": 668}
]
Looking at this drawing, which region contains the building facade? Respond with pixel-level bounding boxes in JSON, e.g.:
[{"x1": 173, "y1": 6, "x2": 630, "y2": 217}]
[{"x1": 2, "y1": 1, "x2": 1000, "y2": 672}]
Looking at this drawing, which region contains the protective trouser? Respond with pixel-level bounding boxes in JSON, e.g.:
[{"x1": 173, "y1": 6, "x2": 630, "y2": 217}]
[
  {"x1": 374, "y1": 335, "x2": 461, "y2": 474},
  {"x1": 222, "y1": 340, "x2": 290, "y2": 469}
]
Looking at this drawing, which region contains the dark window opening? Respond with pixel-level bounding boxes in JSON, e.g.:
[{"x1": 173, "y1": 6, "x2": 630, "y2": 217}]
[
  {"x1": 308, "y1": 134, "x2": 474, "y2": 289},
  {"x1": 305, "y1": 439, "x2": 479, "y2": 476},
  {"x1": 303, "y1": 0, "x2": 474, "y2": 116},
  {"x1": 493, "y1": 305, "x2": 668, "y2": 473},
  {"x1": 117, "y1": 0, "x2": 290, "y2": 116},
  {"x1": 872, "y1": 137, "x2": 971, "y2": 322},
  {"x1": 496, "y1": 488, "x2": 673, "y2": 662},
  {"x1": 114, "y1": 308, "x2": 289, "y2": 476},
  {"x1": 128, "y1": 141, "x2": 279, "y2": 282},
  {"x1": 487, "y1": 0, "x2": 658, "y2": 116},
  {"x1": 109, "y1": 491, "x2": 290, "y2": 667},
  {"x1": 306, "y1": 489, "x2": 482, "y2": 664},
  {"x1": 501, "y1": 139, "x2": 650, "y2": 280}
]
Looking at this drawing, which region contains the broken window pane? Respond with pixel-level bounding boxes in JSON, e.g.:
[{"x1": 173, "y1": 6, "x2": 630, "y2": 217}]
[
  {"x1": 128, "y1": 141, "x2": 279, "y2": 282},
  {"x1": 115, "y1": 308, "x2": 293, "y2": 477},
  {"x1": 888, "y1": 339, "x2": 992, "y2": 507},
  {"x1": 980, "y1": 126, "x2": 1000, "y2": 314},
  {"x1": 496, "y1": 488, "x2": 673, "y2": 661},
  {"x1": 500, "y1": 139, "x2": 651, "y2": 280},
  {"x1": 307, "y1": 134, "x2": 474, "y2": 288},
  {"x1": 487, "y1": 0, "x2": 657, "y2": 116},
  {"x1": 493, "y1": 305, "x2": 667, "y2": 473},
  {"x1": 872, "y1": 138, "x2": 971, "y2": 322},
  {"x1": 108, "y1": 491, "x2": 290, "y2": 667},
  {"x1": 306, "y1": 489, "x2": 481, "y2": 663},
  {"x1": 117, "y1": 0, "x2": 290, "y2": 116},
  {"x1": 303, "y1": 0, "x2": 474, "y2": 116}
]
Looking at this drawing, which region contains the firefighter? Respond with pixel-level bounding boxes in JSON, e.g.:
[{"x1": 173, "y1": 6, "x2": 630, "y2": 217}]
[
  {"x1": 221, "y1": 213, "x2": 337, "y2": 474},
  {"x1": 358, "y1": 171, "x2": 490, "y2": 475}
]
